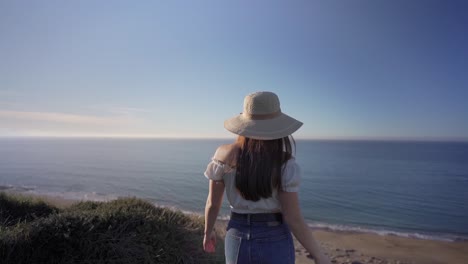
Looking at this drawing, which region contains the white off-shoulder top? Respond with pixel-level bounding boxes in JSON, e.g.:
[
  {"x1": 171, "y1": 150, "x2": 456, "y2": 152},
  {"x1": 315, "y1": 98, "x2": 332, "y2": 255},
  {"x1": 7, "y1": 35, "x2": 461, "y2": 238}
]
[{"x1": 204, "y1": 157, "x2": 302, "y2": 214}]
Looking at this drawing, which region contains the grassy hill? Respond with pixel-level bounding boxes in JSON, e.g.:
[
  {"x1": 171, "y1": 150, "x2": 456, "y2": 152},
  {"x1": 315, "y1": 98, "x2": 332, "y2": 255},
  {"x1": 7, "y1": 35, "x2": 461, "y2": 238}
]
[{"x1": 0, "y1": 192, "x2": 224, "y2": 264}]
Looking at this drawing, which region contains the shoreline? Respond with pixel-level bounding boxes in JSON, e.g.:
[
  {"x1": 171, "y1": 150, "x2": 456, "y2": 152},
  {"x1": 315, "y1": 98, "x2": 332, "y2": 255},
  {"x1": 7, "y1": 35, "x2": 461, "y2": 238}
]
[
  {"x1": 304, "y1": 223, "x2": 467, "y2": 243},
  {"x1": 4, "y1": 190, "x2": 468, "y2": 264},
  {"x1": 3, "y1": 187, "x2": 467, "y2": 242},
  {"x1": 3, "y1": 187, "x2": 466, "y2": 243}
]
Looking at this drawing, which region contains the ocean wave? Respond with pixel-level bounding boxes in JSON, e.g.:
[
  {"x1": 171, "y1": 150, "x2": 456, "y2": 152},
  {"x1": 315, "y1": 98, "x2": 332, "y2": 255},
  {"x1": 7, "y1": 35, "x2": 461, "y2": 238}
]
[
  {"x1": 306, "y1": 221, "x2": 468, "y2": 242},
  {"x1": 216, "y1": 213, "x2": 468, "y2": 242},
  {"x1": 0, "y1": 184, "x2": 36, "y2": 192},
  {"x1": 0, "y1": 184, "x2": 13, "y2": 191},
  {"x1": 26, "y1": 189, "x2": 119, "y2": 202}
]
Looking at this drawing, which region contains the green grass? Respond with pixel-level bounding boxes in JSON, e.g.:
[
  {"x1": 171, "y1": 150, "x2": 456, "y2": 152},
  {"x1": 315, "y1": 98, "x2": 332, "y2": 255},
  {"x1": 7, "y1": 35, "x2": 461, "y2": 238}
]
[{"x1": 0, "y1": 192, "x2": 224, "y2": 264}]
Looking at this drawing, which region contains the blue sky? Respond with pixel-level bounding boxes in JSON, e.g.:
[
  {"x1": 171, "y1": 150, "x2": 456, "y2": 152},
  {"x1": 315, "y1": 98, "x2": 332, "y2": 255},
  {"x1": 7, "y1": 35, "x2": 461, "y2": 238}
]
[{"x1": 1, "y1": 1, "x2": 467, "y2": 140}]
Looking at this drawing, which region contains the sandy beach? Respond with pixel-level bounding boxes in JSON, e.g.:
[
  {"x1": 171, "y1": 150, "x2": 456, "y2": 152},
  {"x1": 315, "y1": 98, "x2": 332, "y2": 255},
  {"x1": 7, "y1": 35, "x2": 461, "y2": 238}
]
[
  {"x1": 294, "y1": 230, "x2": 468, "y2": 264},
  {"x1": 214, "y1": 219, "x2": 468, "y2": 264},
  {"x1": 5, "y1": 191, "x2": 468, "y2": 264}
]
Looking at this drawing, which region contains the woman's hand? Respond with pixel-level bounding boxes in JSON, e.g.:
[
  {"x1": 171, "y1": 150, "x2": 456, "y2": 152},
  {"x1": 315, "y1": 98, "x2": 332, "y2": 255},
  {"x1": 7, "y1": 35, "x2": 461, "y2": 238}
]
[{"x1": 203, "y1": 231, "x2": 217, "y2": 253}]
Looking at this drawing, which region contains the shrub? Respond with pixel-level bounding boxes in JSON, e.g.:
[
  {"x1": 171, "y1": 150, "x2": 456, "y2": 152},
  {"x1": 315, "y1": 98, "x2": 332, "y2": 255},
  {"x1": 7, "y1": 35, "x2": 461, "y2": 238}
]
[
  {"x1": 0, "y1": 194, "x2": 224, "y2": 264},
  {"x1": 0, "y1": 192, "x2": 58, "y2": 226}
]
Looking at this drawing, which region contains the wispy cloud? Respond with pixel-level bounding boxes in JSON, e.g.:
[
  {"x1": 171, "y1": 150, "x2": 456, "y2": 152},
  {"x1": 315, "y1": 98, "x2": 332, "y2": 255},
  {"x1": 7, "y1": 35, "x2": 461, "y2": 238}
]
[
  {"x1": 0, "y1": 110, "x2": 132, "y2": 125},
  {"x1": 86, "y1": 105, "x2": 154, "y2": 116},
  {"x1": 0, "y1": 108, "x2": 223, "y2": 138},
  {"x1": 0, "y1": 109, "x2": 173, "y2": 137}
]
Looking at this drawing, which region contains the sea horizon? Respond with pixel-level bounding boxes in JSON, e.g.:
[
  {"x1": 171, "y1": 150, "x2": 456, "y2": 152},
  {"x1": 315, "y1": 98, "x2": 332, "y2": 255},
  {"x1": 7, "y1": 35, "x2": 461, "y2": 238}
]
[{"x1": 1, "y1": 135, "x2": 468, "y2": 143}]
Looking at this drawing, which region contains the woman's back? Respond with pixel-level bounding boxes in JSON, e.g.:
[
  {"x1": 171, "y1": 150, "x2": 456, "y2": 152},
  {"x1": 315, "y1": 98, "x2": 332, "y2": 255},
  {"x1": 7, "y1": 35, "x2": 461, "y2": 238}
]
[{"x1": 205, "y1": 145, "x2": 301, "y2": 214}]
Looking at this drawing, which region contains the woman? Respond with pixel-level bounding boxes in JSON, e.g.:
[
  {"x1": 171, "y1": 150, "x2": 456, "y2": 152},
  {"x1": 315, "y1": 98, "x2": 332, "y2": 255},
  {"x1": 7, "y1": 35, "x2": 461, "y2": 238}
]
[{"x1": 203, "y1": 91, "x2": 331, "y2": 264}]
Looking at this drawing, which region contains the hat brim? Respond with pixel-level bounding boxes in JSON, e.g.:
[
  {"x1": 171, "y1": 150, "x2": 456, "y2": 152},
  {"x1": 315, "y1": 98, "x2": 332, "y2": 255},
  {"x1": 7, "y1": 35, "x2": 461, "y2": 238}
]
[{"x1": 224, "y1": 113, "x2": 303, "y2": 140}]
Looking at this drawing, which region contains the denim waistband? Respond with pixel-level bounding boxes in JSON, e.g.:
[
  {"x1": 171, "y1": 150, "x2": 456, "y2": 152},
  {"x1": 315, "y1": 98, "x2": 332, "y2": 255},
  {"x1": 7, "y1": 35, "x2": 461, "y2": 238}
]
[{"x1": 230, "y1": 212, "x2": 283, "y2": 223}]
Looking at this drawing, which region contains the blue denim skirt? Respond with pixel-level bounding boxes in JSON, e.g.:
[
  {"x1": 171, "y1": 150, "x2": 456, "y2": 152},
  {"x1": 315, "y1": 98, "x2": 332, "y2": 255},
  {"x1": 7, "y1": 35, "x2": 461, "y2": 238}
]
[{"x1": 225, "y1": 212, "x2": 295, "y2": 264}]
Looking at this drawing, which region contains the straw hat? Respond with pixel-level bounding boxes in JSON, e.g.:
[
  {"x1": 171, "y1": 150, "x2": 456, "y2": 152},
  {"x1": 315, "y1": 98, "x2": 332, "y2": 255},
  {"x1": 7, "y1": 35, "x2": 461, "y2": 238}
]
[{"x1": 224, "y1": 91, "x2": 303, "y2": 140}]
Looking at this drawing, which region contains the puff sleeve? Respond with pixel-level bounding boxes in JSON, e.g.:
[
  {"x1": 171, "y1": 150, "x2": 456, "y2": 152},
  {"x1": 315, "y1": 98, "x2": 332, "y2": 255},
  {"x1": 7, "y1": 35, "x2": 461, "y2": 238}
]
[
  {"x1": 204, "y1": 159, "x2": 227, "y2": 181},
  {"x1": 281, "y1": 158, "x2": 302, "y2": 192}
]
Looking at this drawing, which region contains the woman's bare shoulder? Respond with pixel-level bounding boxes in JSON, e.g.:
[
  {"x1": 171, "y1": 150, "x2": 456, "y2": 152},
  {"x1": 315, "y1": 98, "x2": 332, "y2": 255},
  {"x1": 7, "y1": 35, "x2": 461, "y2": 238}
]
[{"x1": 213, "y1": 143, "x2": 239, "y2": 165}]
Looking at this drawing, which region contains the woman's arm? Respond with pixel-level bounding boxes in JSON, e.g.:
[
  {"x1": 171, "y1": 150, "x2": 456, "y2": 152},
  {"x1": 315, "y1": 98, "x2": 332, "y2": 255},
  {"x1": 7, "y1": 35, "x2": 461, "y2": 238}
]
[
  {"x1": 279, "y1": 191, "x2": 331, "y2": 264},
  {"x1": 203, "y1": 180, "x2": 225, "y2": 252}
]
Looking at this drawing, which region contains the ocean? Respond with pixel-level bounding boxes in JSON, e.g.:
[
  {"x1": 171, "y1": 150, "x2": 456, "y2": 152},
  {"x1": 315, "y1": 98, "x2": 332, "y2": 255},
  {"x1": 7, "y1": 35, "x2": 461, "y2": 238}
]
[{"x1": 1, "y1": 138, "x2": 467, "y2": 242}]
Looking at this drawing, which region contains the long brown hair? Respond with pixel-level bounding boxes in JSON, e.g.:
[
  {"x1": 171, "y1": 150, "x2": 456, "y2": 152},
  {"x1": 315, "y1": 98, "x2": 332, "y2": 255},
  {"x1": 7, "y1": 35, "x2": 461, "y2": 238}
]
[{"x1": 235, "y1": 135, "x2": 295, "y2": 201}]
